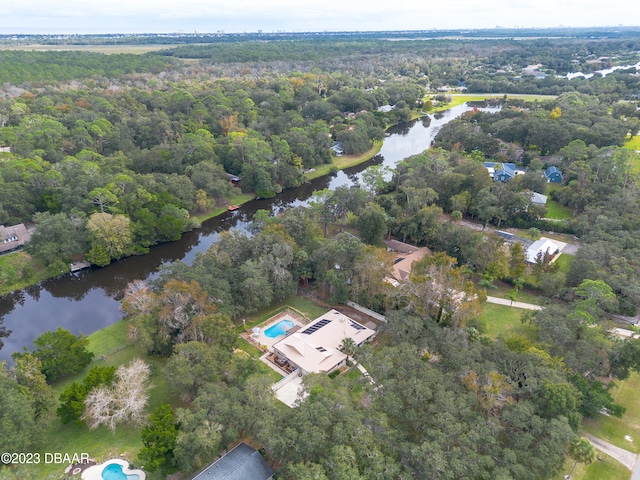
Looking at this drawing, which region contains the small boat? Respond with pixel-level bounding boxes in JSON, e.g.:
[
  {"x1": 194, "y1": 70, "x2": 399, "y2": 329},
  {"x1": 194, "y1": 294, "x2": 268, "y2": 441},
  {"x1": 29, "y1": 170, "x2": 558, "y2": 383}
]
[{"x1": 227, "y1": 205, "x2": 240, "y2": 211}]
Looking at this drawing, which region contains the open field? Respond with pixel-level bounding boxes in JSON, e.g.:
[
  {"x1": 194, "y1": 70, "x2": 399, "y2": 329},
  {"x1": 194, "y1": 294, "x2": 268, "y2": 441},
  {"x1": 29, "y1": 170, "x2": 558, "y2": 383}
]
[{"x1": 0, "y1": 44, "x2": 184, "y2": 54}]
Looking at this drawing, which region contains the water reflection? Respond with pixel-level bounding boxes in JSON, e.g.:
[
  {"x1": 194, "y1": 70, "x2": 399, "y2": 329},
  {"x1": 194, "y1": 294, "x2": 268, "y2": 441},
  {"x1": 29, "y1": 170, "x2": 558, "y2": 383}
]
[{"x1": 0, "y1": 103, "x2": 494, "y2": 360}]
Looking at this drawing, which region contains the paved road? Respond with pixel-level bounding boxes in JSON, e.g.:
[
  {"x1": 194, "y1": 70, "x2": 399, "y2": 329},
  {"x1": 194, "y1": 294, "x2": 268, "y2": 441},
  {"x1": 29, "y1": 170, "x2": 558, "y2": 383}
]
[
  {"x1": 585, "y1": 434, "x2": 638, "y2": 471},
  {"x1": 485, "y1": 296, "x2": 543, "y2": 310}
]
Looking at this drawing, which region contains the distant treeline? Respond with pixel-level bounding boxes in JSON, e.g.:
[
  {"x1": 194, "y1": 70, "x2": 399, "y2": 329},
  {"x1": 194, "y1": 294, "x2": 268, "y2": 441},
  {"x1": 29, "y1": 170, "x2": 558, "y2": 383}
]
[{"x1": 0, "y1": 51, "x2": 176, "y2": 85}]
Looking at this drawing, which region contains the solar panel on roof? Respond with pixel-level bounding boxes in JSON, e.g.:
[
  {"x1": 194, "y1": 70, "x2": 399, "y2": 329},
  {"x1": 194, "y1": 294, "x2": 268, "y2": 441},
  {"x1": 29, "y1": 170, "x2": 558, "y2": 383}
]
[
  {"x1": 301, "y1": 318, "x2": 331, "y2": 334},
  {"x1": 350, "y1": 321, "x2": 366, "y2": 331}
]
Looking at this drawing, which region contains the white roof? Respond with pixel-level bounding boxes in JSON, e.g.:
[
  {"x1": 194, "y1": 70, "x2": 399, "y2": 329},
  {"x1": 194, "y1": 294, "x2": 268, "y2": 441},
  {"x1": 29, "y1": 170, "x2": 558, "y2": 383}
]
[
  {"x1": 526, "y1": 238, "x2": 560, "y2": 263},
  {"x1": 272, "y1": 309, "x2": 375, "y2": 373}
]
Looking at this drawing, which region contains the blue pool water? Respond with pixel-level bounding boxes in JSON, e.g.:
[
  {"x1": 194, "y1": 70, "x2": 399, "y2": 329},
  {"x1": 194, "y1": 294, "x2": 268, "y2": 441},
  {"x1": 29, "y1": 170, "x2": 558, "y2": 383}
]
[
  {"x1": 264, "y1": 319, "x2": 294, "y2": 338},
  {"x1": 101, "y1": 463, "x2": 140, "y2": 480}
]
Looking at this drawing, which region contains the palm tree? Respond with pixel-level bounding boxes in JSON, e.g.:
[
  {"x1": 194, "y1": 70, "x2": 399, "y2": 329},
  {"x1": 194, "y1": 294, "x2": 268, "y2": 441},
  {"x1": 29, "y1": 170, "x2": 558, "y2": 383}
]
[
  {"x1": 567, "y1": 437, "x2": 597, "y2": 479},
  {"x1": 340, "y1": 337, "x2": 358, "y2": 365}
]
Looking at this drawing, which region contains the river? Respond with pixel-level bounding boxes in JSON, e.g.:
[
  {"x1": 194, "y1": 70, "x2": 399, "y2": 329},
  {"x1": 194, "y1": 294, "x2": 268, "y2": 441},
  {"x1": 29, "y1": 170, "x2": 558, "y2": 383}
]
[{"x1": 0, "y1": 103, "x2": 498, "y2": 361}]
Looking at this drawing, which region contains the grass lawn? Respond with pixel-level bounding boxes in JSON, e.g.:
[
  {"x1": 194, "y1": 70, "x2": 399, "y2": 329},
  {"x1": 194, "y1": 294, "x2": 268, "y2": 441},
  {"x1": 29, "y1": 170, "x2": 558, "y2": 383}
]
[
  {"x1": 624, "y1": 135, "x2": 640, "y2": 175},
  {"x1": 192, "y1": 191, "x2": 255, "y2": 223},
  {"x1": 9, "y1": 319, "x2": 184, "y2": 479},
  {"x1": 303, "y1": 140, "x2": 384, "y2": 181},
  {"x1": 554, "y1": 254, "x2": 573, "y2": 276},
  {"x1": 581, "y1": 372, "x2": 640, "y2": 454},
  {"x1": 552, "y1": 454, "x2": 631, "y2": 480},
  {"x1": 546, "y1": 199, "x2": 573, "y2": 220},
  {"x1": 241, "y1": 295, "x2": 330, "y2": 331},
  {"x1": 0, "y1": 251, "x2": 52, "y2": 295},
  {"x1": 479, "y1": 303, "x2": 538, "y2": 340},
  {"x1": 488, "y1": 282, "x2": 545, "y2": 305},
  {"x1": 427, "y1": 93, "x2": 557, "y2": 111}
]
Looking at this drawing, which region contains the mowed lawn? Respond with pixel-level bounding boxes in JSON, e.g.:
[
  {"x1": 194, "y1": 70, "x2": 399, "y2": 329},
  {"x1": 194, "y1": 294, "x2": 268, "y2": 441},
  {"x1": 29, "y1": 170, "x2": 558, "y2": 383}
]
[
  {"x1": 14, "y1": 321, "x2": 177, "y2": 479},
  {"x1": 479, "y1": 303, "x2": 538, "y2": 340},
  {"x1": 552, "y1": 454, "x2": 631, "y2": 480},
  {"x1": 546, "y1": 199, "x2": 573, "y2": 220},
  {"x1": 581, "y1": 371, "x2": 640, "y2": 454}
]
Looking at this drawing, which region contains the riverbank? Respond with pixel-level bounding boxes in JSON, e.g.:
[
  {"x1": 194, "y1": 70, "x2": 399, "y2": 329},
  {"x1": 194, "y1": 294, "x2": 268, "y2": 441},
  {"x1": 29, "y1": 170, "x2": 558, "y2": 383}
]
[
  {"x1": 426, "y1": 92, "x2": 558, "y2": 112},
  {"x1": 0, "y1": 135, "x2": 385, "y2": 295}
]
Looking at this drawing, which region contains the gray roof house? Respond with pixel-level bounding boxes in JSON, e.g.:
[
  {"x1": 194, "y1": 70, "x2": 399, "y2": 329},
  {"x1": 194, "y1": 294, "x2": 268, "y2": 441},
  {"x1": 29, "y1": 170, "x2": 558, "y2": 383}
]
[
  {"x1": 191, "y1": 443, "x2": 274, "y2": 480},
  {"x1": 530, "y1": 192, "x2": 548, "y2": 206}
]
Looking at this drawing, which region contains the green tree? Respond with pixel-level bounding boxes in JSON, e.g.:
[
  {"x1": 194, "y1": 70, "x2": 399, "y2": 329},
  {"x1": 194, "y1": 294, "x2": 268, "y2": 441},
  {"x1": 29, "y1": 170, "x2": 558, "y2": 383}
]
[
  {"x1": 138, "y1": 404, "x2": 179, "y2": 475},
  {"x1": 566, "y1": 437, "x2": 597, "y2": 479},
  {"x1": 12, "y1": 327, "x2": 94, "y2": 381},
  {"x1": 357, "y1": 203, "x2": 387, "y2": 246},
  {"x1": 164, "y1": 341, "x2": 234, "y2": 401},
  {"x1": 86, "y1": 212, "x2": 133, "y2": 261},
  {"x1": 0, "y1": 368, "x2": 39, "y2": 452},
  {"x1": 57, "y1": 365, "x2": 116, "y2": 424},
  {"x1": 11, "y1": 354, "x2": 56, "y2": 420}
]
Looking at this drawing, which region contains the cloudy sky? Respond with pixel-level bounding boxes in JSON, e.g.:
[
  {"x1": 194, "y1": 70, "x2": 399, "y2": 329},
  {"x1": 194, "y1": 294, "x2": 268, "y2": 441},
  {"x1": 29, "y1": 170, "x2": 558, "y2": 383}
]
[{"x1": 1, "y1": 0, "x2": 636, "y2": 34}]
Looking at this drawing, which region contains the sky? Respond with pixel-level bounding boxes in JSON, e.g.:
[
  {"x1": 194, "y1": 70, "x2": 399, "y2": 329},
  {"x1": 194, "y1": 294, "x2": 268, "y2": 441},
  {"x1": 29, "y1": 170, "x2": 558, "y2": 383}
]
[{"x1": 1, "y1": 0, "x2": 637, "y2": 35}]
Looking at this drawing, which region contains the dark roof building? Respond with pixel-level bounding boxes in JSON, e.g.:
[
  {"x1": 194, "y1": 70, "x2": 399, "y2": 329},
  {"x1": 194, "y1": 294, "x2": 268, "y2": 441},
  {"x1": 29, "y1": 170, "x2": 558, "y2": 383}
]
[
  {"x1": 545, "y1": 166, "x2": 563, "y2": 183},
  {"x1": 483, "y1": 162, "x2": 525, "y2": 182},
  {"x1": 0, "y1": 223, "x2": 30, "y2": 255},
  {"x1": 191, "y1": 443, "x2": 274, "y2": 480}
]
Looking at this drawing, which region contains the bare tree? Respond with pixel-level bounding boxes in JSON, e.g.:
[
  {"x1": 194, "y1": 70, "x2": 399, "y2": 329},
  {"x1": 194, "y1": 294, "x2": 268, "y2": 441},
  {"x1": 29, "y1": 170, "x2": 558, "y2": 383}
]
[{"x1": 82, "y1": 358, "x2": 150, "y2": 431}]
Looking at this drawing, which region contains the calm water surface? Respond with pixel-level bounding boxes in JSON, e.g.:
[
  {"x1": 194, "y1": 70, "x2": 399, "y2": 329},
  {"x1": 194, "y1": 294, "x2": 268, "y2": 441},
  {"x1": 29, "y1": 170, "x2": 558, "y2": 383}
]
[{"x1": 0, "y1": 103, "x2": 497, "y2": 360}]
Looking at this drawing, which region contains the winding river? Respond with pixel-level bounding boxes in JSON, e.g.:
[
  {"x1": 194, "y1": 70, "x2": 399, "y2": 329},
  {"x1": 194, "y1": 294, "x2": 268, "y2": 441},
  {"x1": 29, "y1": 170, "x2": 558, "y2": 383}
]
[{"x1": 0, "y1": 103, "x2": 498, "y2": 361}]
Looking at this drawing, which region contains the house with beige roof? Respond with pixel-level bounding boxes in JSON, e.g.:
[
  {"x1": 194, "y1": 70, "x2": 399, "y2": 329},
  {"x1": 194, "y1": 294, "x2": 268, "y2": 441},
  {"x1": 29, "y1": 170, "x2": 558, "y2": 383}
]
[
  {"x1": 383, "y1": 239, "x2": 432, "y2": 285},
  {"x1": 271, "y1": 309, "x2": 375, "y2": 374}
]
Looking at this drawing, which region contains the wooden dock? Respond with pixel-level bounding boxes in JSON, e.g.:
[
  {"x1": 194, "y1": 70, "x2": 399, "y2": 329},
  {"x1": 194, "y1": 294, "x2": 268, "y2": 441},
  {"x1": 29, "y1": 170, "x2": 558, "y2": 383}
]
[{"x1": 69, "y1": 261, "x2": 91, "y2": 273}]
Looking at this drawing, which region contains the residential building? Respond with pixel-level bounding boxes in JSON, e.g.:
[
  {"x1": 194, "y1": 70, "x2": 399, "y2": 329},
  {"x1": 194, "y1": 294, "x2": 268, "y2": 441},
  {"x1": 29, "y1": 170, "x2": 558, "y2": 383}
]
[
  {"x1": 483, "y1": 162, "x2": 525, "y2": 182},
  {"x1": 526, "y1": 237, "x2": 561, "y2": 263},
  {"x1": 0, "y1": 223, "x2": 31, "y2": 255},
  {"x1": 191, "y1": 443, "x2": 274, "y2": 480},
  {"x1": 383, "y1": 239, "x2": 432, "y2": 284},
  {"x1": 545, "y1": 166, "x2": 563, "y2": 183},
  {"x1": 272, "y1": 309, "x2": 375, "y2": 374}
]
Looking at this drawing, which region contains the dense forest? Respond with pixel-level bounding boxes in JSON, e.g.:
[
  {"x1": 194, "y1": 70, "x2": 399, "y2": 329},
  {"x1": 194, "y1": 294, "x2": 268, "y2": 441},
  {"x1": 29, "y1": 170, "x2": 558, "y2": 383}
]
[{"x1": 1, "y1": 33, "x2": 640, "y2": 480}]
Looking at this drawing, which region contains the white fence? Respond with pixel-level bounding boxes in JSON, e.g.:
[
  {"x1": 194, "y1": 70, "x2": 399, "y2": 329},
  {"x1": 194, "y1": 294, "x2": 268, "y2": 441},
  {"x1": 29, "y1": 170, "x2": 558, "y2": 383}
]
[
  {"x1": 271, "y1": 369, "x2": 302, "y2": 392},
  {"x1": 346, "y1": 301, "x2": 387, "y2": 323}
]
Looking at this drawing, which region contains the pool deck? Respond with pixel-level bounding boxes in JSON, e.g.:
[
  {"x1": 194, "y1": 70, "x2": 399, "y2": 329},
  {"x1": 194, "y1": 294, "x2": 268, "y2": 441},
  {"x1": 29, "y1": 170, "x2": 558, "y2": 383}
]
[
  {"x1": 81, "y1": 458, "x2": 145, "y2": 480},
  {"x1": 242, "y1": 309, "x2": 308, "y2": 349}
]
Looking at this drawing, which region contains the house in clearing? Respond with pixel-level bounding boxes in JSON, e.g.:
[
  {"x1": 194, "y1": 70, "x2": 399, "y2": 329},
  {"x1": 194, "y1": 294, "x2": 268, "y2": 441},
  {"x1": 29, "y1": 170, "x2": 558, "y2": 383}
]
[
  {"x1": 384, "y1": 239, "x2": 432, "y2": 285},
  {"x1": 191, "y1": 443, "x2": 273, "y2": 480},
  {"x1": 545, "y1": 166, "x2": 563, "y2": 183},
  {"x1": 483, "y1": 162, "x2": 525, "y2": 182},
  {"x1": 271, "y1": 309, "x2": 375, "y2": 374},
  {"x1": 526, "y1": 237, "x2": 561, "y2": 263},
  {"x1": 0, "y1": 223, "x2": 30, "y2": 255},
  {"x1": 529, "y1": 191, "x2": 548, "y2": 206}
]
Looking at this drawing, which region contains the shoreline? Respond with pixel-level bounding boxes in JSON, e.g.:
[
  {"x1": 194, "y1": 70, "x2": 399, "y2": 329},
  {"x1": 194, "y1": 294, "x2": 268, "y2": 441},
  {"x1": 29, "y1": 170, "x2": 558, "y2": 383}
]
[{"x1": 0, "y1": 122, "x2": 395, "y2": 296}]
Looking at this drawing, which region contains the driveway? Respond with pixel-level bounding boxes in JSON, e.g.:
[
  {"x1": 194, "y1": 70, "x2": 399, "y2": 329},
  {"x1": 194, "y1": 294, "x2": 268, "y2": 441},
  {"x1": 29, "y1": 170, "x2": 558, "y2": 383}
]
[
  {"x1": 585, "y1": 434, "x2": 637, "y2": 471},
  {"x1": 485, "y1": 296, "x2": 543, "y2": 310}
]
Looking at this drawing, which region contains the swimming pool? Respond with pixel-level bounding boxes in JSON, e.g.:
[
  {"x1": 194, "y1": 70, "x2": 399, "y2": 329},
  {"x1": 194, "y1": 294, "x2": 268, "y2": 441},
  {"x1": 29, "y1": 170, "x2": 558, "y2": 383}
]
[
  {"x1": 264, "y1": 319, "x2": 294, "y2": 338},
  {"x1": 101, "y1": 462, "x2": 140, "y2": 480}
]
